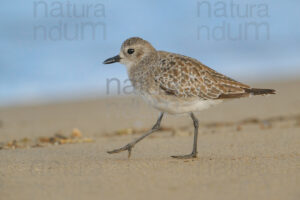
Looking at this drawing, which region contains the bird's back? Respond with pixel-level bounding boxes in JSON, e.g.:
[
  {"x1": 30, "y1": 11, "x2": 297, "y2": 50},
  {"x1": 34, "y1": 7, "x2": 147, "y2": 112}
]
[{"x1": 151, "y1": 51, "x2": 275, "y2": 100}]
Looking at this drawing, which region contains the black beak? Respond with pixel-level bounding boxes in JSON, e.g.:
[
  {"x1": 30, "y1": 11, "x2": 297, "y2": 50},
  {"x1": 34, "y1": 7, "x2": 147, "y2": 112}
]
[{"x1": 103, "y1": 55, "x2": 121, "y2": 64}]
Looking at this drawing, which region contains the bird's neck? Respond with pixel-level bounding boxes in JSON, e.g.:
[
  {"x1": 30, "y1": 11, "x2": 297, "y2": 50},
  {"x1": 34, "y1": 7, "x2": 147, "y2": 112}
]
[{"x1": 127, "y1": 51, "x2": 158, "y2": 74}]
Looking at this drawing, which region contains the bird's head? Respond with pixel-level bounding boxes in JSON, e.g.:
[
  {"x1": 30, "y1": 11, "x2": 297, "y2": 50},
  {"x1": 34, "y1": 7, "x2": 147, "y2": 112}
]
[{"x1": 103, "y1": 37, "x2": 156, "y2": 69}]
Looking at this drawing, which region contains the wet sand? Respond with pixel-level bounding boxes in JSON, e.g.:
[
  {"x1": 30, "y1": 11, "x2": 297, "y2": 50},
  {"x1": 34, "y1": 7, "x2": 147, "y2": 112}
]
[{"x1": 0, "y1": 80, "x2": 299, "y2": 200}]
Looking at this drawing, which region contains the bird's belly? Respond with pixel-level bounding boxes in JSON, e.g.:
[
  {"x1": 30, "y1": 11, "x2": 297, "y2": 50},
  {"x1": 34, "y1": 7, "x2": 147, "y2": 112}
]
[{"x1": 141, "y1": 93, "x2": 222, "y2": 114}]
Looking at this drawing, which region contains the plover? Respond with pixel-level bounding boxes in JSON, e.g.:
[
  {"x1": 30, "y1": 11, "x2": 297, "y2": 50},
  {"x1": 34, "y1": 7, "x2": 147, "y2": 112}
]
[{"x1": 103, "y1": 37, "x2": 275, "y2": 159}]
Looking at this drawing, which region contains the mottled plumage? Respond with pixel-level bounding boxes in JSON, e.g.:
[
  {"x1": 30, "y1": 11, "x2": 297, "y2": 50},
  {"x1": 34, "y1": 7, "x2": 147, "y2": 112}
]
[
  {"x1": 120, "y1": 37, "x2": 275, "y2": 114},
  {"x1": 154, "y1": 51, "x2": 250, "y2": 99}
]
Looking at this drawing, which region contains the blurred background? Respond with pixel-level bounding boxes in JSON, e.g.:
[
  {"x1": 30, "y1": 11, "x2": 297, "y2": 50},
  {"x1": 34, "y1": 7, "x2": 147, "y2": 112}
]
[{"x1": 0, "y1": 0, "x2": 299, "y2": 107}]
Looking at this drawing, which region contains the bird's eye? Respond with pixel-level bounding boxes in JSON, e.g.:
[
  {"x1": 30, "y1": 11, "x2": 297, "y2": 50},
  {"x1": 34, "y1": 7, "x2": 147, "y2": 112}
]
[{"x1": 127, "y1": 48, "x2": 135, "y2": 54}]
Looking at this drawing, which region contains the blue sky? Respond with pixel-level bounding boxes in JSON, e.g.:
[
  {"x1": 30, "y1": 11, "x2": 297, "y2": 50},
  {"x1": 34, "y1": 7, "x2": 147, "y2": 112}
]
[{"x1": 0, "y1": 0, "x2": 300, "y2": 106}]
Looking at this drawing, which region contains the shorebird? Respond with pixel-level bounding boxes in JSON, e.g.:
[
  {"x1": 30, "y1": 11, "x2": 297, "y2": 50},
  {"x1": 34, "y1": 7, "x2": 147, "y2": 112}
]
[{"x1": 103, "y1": 37, "x2": 275, "y2": 159}]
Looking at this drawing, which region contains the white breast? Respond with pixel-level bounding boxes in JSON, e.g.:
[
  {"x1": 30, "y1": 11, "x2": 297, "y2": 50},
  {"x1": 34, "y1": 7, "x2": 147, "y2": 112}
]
[{"x1": 141, "y1": 93, "x2": 222, "y2": 114}]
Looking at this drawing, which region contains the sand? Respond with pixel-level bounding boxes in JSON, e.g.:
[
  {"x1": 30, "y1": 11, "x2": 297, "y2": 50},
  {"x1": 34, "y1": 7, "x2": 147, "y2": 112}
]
[{"x1": 0, "y1": 80, "x2": 299, "y2": 200}]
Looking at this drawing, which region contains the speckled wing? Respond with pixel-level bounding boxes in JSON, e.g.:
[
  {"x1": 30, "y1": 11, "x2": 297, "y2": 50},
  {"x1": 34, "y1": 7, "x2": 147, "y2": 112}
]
[{"x1": 154, "y1": 52, "x2": 251, "y2": 100}]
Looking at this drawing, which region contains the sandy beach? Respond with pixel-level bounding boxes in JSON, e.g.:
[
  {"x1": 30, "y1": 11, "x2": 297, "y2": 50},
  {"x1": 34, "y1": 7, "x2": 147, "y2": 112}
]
[{"x1": 0, "y1": 80, "x2": 299, "y2": 200}]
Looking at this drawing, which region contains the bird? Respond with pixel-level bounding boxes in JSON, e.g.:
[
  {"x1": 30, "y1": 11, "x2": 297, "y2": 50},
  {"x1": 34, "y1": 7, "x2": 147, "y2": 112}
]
[{"x1": 103, "y1": 37, "x2": 276, "y2": 159}]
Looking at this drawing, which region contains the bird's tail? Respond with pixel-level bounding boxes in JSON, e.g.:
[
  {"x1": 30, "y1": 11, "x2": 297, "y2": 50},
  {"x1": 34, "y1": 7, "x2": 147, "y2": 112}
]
[{"x1": 244, "y1": 88, "x2": 276, "y2": 96}]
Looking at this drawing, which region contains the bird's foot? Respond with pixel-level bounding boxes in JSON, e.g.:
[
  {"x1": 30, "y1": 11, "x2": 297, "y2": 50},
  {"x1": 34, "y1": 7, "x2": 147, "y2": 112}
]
[
  {"x1": 171, "y1": 152, "x2": 197, "y2": 159},
  {"x1": 107, "y1": 143, "x2": 135, "y2": 158}
]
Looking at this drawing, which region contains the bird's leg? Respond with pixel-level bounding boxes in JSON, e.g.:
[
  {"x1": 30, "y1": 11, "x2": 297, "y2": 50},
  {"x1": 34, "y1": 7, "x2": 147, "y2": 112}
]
[
  {"x1": 171, "y1": 112, "x2": 199, "y2": 159},
  {"x1": 107, "y1": 112, "x2": 164, "y2": 158}
]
